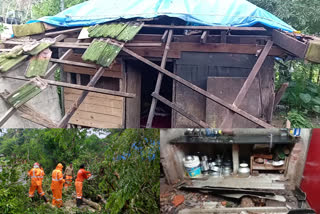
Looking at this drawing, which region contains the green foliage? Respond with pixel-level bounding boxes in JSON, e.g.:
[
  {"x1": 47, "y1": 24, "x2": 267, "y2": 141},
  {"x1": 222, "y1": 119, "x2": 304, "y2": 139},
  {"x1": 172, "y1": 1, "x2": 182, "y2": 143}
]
[
  {"x1": 0, "y1": 23, "x2": 8, "y2": 33},
  {"x1": 0, "y1": 128, "x2": 160, "y2": 214},
  {"x1": 286, "y1": 110, "x2": 313, "y2": 128},
  {"x1": 248, "y1": 0, "x2": 320, "y2": 34},
  {"x1": 275, "y1": 60, "x2": 320, "y2": 118},
  {"x1": 32, "y1": 0, "x2": 87, "y2": 19}
]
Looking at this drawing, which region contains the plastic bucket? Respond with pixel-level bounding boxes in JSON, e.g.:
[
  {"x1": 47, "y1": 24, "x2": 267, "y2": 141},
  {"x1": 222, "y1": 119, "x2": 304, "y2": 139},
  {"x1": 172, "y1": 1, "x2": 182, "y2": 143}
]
[{"x1": 183, "y1": 156, "x2": 201, "y2": 177}]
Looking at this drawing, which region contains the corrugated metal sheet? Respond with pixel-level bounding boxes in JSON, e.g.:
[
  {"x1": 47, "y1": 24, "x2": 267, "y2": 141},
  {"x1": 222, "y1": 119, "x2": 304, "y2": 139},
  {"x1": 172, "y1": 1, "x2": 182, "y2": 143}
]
[
  {"x1": 0, "y1": 54, "x2": 28, "y2": 72},
  {"x1": 88, "y1": 22, "x2": 128, "y2": 38},
  {"x1": 6, "y1": 78, "x2": 47, "y2": 108},
  {"x1": 25, "y1": 49, "x2": 52, "y2": 78},
  {"x1": 116, "y1": 22, "x2": 143, "y2": 42},
  {"x1": 82, "y1": 40, "x2": 122, "y2": 67},
  {"x1": 26, "y1": 42, "x2": 52, "y2": 56},
  {"x1": 87, "y1": 21, "x2": 143, "y2": 42}
]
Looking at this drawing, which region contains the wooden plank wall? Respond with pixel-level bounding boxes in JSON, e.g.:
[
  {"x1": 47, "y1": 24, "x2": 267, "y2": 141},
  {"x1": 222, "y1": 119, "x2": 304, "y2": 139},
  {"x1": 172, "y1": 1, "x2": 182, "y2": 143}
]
[
  {"x1": 62, "y1": 53, "x2": 124, "y2": 128},
  {"x1": 173, "y1": 52, "x2": 274, "y2": 128},
  {"x1": 64, "y1": 88, "x2": 123, "y2": 128}
]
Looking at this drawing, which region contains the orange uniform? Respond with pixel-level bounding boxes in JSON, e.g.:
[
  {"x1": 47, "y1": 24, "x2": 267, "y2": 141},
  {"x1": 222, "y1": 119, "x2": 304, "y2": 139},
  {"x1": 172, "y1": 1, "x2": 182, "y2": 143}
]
[
  {"x1": 28, "y1": 167, "x2": 45, "y2": 198},
  {"x1": 75, "y1": 168, "x2": 91, "y2": 199},
  {"x1": 51, "y1": 163, "x2": 65, "y2": 207},
  {"x1": 39, "y1": 167, "x2": 45, "y2": 184}
]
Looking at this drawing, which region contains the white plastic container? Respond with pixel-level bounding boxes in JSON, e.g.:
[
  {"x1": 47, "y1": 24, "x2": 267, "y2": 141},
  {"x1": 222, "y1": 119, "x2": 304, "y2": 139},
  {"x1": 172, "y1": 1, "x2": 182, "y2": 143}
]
[{"x1": 183, "y1": 156, "x2": 201, "y2": 177}]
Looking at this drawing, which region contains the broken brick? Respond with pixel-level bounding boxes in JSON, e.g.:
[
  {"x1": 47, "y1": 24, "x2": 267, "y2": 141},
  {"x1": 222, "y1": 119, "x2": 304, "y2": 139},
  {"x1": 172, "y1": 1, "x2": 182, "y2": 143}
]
[{"x1": 172, "y1": 195, "x2": 185, "y2": 207}]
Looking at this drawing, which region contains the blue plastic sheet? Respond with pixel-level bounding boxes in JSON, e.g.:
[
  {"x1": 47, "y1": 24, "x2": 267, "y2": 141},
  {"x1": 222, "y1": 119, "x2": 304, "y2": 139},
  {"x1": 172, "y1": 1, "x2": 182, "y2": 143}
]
[{"x1": 28, "y1": 0, "x2": 295, "y2": 32}]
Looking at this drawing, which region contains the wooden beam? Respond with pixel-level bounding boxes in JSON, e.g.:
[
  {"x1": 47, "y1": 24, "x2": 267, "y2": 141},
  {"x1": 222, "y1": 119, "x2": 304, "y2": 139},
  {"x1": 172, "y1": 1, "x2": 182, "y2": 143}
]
[
  {"x1": 200, "y1": 31, "x2": 208, "y2": 44},
  {"x1": 221, "y1": 31, "x2": 227, "y2": 43},
  {"x1": 45, "y1": 27, "x2": 82, "y2": 36},
  {"x1": 51, "y1": 42, "x2": 162, "y2": 49},
  {"x1": 2, "y1": 75, "x2": 135, "y2": 98},
  {"x1": 124, "y1": 42, "x2": 285, "y2": 59},
  {"x1": 152, "y1": 93, "x2": 210, "y2": 128},
  {"x1": 273, "y1": 82, "x2": 289, "y2": 111},
  {"x1": 179, "y1": 207, "x2": 288, "y2": 214},
  {"x1": 272, "y1": 30, "x2": 308, "y2": 58},
  {"x1": 220, "y1": 40, "x2": 274, "y2": 128},
  {"x1": 44, "y1": 38, "x2": 78, "y2": 79},
  {"x1": 118, "y1": 44, "x2": 274, "y2": 128},
  {"x1": 50, "y1": 58, "x2": 97, "y2": 69},
  {"x1": 18, "y1": 105, "x2": 58, "y2": 128},
  {"x1": 161, "y1": 30, "x2": 169, "y2": 43},
  {"x1": 143, "y1": 24, "x2": 267, "y2": 32},
  {"x1": 57, "y1": 66, "x2": 106, "y2": 128},
  {"x1": 0, "y1": 107, "x2": 16, "y2": 127},
  {"x1": 146, "y1": 29, "x2": 173, "y2": 128}
]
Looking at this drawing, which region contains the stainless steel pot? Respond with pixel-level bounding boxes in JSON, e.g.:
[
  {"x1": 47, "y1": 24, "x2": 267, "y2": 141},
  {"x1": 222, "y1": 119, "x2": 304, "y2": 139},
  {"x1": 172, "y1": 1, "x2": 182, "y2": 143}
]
[
  {"x1": 201, "y1": 160, "x2": 209, "y2": 171},
  {"x1": 238, "y1": 163, "x2": 250, "y2": 177}
]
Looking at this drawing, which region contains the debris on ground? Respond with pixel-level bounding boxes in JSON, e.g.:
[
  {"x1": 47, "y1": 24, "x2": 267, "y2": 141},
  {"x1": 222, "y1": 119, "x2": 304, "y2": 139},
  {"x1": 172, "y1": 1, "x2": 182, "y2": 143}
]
[{"x1": 172, "y1": 195, "x2": 184, "y2": 207}]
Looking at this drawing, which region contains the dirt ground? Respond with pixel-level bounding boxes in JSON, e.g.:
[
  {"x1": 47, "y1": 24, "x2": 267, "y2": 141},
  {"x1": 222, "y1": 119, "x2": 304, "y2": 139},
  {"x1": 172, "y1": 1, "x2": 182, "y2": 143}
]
[{"x1": 160, "y1": 177, "x2": 303, "y2": 214}]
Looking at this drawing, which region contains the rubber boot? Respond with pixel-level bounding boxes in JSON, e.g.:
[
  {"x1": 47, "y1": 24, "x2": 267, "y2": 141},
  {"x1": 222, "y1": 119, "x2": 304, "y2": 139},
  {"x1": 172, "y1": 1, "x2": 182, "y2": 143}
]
[
  {"x1": 42, "y1": 195, "x2": 48, "y2": 203},
  {"x1": 76, "y1": 199, "x2": 81, "y2": 208}
]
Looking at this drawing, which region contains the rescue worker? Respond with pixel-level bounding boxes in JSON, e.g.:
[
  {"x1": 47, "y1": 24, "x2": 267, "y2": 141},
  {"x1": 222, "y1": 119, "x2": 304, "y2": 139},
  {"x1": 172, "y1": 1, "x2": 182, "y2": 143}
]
[
  {"x1": 39, "y1": 163, "x2": 45, "y2": 185},
  {"x1": 63, "y1": 162, "x2": 74, "y2": 190},
  {"x1": 28, "y1": 162, "x2": 48, "y2": 203},
  {"x1": 75, "y1": 164, "x2": 91, "y2": 207},
  {"x1": 51, "y1": 163, "x2": 65, "y2": 207}
]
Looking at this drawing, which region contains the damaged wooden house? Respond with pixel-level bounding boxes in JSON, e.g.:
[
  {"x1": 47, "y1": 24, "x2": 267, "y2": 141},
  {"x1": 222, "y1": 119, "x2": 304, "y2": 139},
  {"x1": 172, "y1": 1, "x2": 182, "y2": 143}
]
[
  {"x1": 1, "y1": 0, "x2": 320, "y2": 128},
  {"x1": 160, "y1": 128, "x2": 316, "y2": 213}
]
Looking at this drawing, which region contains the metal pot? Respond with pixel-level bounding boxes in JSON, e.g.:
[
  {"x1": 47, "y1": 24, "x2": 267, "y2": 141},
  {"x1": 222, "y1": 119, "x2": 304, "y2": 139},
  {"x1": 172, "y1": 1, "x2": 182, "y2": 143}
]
[
  {"x1": 201, "y1": 160, "x2": 209, "y2": 171},
  {"x1": 222, "y1": 166, "x2": 232, "y2": 176},
  {"x1": 238, "y1": 163, "x2": 250, "y2": 177},
  {"x1": 209, "y1": 171, "x2": 220, "y2": 177},
  {"x1": 212, "y1": 166, "x2": 221, "y2": 172}
]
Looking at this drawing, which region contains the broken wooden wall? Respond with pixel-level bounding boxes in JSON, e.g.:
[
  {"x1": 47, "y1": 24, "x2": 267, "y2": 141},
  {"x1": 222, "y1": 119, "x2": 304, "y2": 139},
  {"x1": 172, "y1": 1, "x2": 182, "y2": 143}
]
[
  {"x1": 62, "y1": 53, "x2": 124, "y2": 128},
  {"x1": 172, "y1": 52, "x2": 274, "y2": 128}
]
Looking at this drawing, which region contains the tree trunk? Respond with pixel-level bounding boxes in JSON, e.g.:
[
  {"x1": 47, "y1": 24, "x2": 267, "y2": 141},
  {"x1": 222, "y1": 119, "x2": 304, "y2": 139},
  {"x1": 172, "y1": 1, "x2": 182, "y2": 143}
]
[{"x1": 60, "y1": 0, "x2": 65, "y2": 11}]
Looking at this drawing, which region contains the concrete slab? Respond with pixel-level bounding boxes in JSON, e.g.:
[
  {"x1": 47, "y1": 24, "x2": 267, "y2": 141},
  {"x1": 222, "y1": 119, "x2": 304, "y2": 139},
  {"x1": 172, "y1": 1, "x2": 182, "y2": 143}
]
[{"x1": 192, "y1": 173, "x2": 286, "y2": 190}]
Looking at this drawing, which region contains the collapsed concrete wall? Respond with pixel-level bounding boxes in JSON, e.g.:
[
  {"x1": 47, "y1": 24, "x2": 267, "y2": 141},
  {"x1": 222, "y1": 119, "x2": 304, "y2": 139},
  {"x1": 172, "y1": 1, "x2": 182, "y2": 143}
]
[{"x1": 0, "y1": 62, "x2": 62, "y2": 128}]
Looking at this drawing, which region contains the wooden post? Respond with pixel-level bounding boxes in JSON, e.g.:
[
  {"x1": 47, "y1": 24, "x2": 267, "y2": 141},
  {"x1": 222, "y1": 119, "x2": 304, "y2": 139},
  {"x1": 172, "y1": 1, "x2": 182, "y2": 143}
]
[
  {"x1": 220, "y1": 40, "x2": 274, "y2": 128},
  {"x1": 273, "y1": 82, "x2": 289, "y2": 111},
  {"x1": 152, "y1": 93, "x2": 210, "y2": 128},
  {"x1": 0, "y1": 107, "x2": 16, "y2": 127},
  {"x1": 200, "y1": 31, "x2": 208, "y2": 44},
  {"x1": 232, "y1": 144, "x2": 239, "y2": 174},
  {"x1": 118, "y1": 45, "x2": 274, "y2": 128},
  {"x1": 57, "y1": 67, "x2": 105, "y2": 128},
  {"x1": 146, "y1": 29, "x2": 173, "y2": 128}
]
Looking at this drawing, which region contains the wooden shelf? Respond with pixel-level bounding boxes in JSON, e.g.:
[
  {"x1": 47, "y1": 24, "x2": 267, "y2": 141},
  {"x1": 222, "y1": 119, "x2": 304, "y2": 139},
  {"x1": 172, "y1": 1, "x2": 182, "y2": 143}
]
[{"x1": 250, "y1": 156, "x2": 288, "y2": 174}]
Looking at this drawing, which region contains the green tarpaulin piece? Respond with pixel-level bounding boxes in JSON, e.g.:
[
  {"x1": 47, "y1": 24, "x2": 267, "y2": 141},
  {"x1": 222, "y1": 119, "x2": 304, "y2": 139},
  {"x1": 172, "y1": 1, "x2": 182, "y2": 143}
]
[
  {"x1": 12, "y1": 22, "x2": 46, "y2": 37},
  {"x1": 305, "y1": 40, "x2": 320, "y2": 63}
]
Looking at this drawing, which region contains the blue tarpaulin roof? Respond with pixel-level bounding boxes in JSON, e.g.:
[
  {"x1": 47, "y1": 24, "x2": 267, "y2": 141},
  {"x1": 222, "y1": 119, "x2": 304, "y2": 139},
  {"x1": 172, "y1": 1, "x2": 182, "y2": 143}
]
[{"x1": 28, "y1": 0, "x2": 295, "y2": 32}]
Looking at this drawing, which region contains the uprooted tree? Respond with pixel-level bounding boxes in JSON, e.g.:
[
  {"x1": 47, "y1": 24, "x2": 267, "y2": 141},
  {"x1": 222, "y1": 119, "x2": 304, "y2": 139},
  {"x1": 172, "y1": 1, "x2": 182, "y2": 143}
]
[{"x1": 0, "y1": 128, "x2": 160, "y2": 214}]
